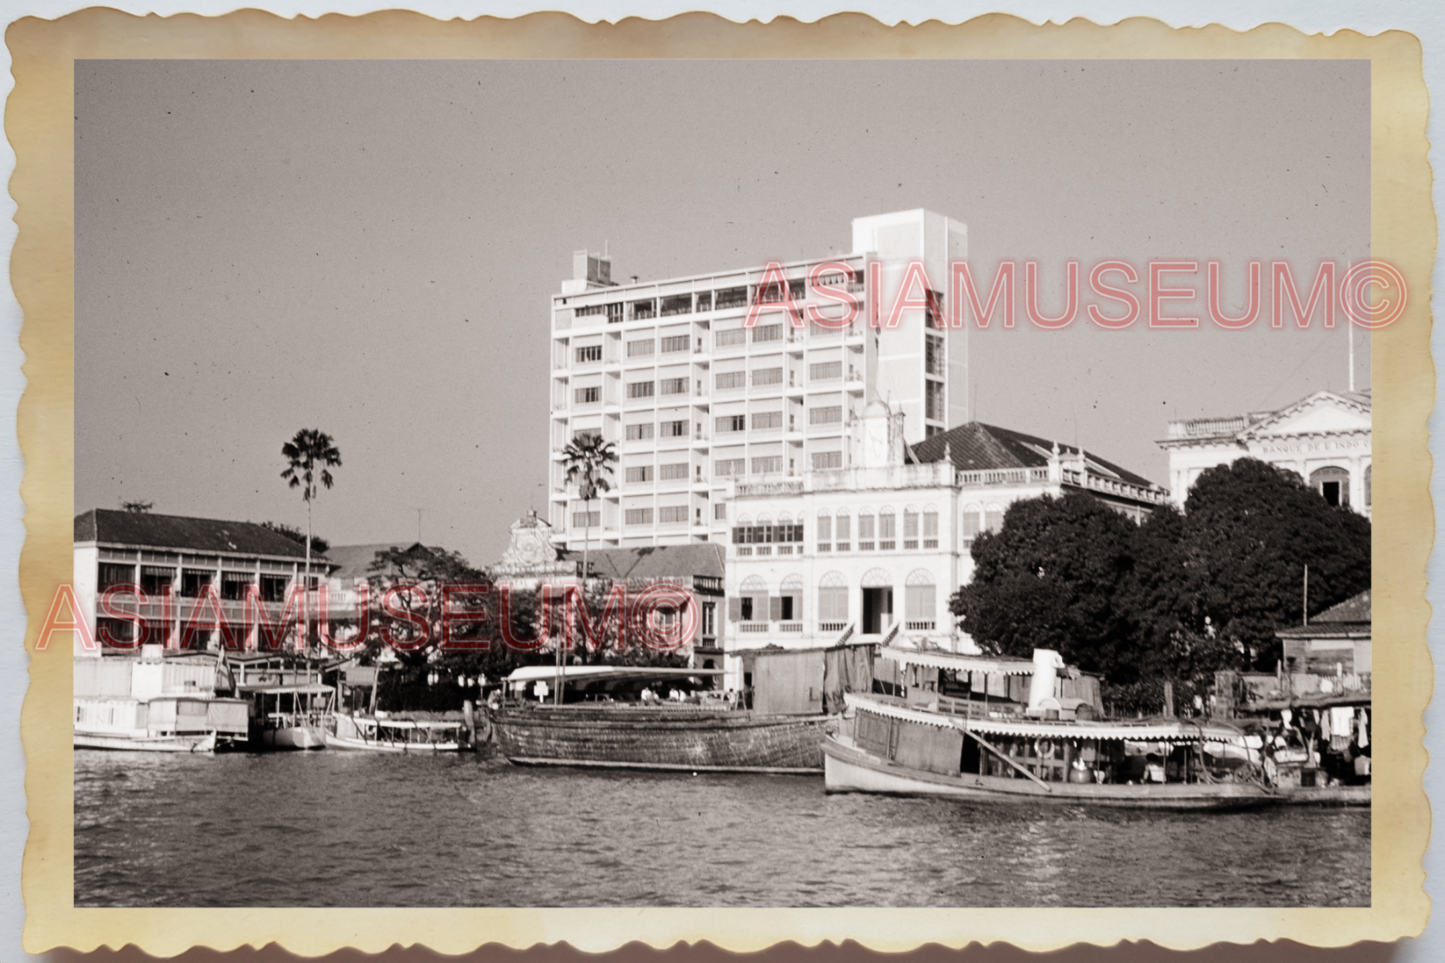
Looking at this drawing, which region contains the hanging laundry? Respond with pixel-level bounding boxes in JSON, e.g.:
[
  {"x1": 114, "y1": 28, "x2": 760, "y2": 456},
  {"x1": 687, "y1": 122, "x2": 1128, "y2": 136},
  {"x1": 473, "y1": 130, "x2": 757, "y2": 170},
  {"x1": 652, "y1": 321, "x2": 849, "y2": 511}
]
[
  {"x1": 1281, "y1": 708, "x2": 1293, "y2": 727},
  {"x1": 1321, "y1": 710, "x2": 1332, "y2": 742},
  {"x1": 1330, "y1": 705, "x2": 1355, "y2": 737},
  {"x1": 1357, "y1": 708, "x2": 1370, "y2": 749}
]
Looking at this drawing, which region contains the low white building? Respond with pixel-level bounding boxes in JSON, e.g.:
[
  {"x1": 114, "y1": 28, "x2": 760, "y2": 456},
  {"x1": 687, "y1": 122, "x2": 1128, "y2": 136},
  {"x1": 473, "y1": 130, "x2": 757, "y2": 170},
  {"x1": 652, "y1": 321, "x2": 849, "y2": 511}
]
[
  {"x1": 722, "y1": 402, "x2": 1169, "y2": 690},
  {"x1": 1158, "y1": 389, "x2": 1372, "y2": 517}
]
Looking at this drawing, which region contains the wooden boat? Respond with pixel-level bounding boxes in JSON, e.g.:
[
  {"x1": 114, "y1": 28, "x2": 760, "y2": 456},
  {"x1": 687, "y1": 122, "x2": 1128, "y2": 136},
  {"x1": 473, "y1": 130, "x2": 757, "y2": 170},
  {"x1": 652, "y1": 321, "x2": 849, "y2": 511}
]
[
  {"x1": 489, "y1": 665, "x2": 833, "y2": 773},
  {"x1": 825, "y1": 691, "x2": 1279, "y2": 810},
  {"x1": 238, "y1": 682, "x2": 334, "y2": 750},
  {"x1": 74, "y1": 694, "x2": 248, "y2": 753},
  {"x1": 327, "y1": 712, "x2": 468, "y2": 753},
  {"x1": 1281, "y1": 784, "x2": 1371, "y2": 806}
]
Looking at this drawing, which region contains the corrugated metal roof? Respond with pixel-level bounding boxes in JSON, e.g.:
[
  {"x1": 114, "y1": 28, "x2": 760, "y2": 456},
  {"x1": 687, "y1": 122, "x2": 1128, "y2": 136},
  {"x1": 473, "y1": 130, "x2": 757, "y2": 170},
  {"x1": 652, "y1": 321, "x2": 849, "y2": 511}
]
[
  {"x1": 909, "y1": 422, "x2": 1157, "y2": 489},
  {"x1": 560, "y1": 543, "x2": 726, "y2": 581},
  {"x1": 75, "y1": 508, "x2": 313, "y2": 560}
]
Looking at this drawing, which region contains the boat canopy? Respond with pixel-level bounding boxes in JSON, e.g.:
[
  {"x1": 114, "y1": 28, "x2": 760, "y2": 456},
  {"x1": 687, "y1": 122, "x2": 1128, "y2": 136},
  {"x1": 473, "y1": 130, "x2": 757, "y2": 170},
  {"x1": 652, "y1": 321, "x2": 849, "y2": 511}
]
[
  {"x1": 235, "y1": 683, "x2": 334, "y2": 695},
  {"x1": 845, "y1": 693, "x2": 1245, "y2": 743},
  {"x1": 879, "y1": 646, "x2": 1037, "y2": 676},
  {"x1": 504, "y1": 665, "x2": 725, "y2": 685}
]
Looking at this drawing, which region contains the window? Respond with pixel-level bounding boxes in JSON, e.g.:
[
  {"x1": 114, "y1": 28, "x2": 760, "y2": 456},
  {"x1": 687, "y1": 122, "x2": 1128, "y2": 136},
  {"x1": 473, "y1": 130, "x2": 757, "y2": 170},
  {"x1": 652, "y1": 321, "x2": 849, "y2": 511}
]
[
  {"x1": 1310, "y1": 466, "x2": 1351, "y2": 508},
  {"x1": 660, "y1": 296, "x2": 692, "y2": 318},
  {"x1": 753, "y1": 324, "x2": 783, "y2": 343},
  {"x1": 816, "y1": 513, "x2": 832, "y2": 551},
  {"x1": 625, "y1": 466, "x2": 653, "y2": 483},
  {"x1": 812, "y1": 451, "x2": 843, "y2": 470},
  {"x1": 923, "y1": 507, "x2": 939, "y2": 549},
  {"x1": 577, "y1": 302, "x2": 621, "y2": 321},
  {"x1": 627, "y1": 381, "x2": 655, "y2": 399},
  {"x1": 659, "y1": 505, "x2": 689, "y2": 524},
  {"x1": 716, "y1": 287, "x2": 748, "y2": 309},
  {"x1": 752, "y1": 455, "x2": 783, "y2": 474},
  {"x1": 575, "y1": 386, "x2": 600, "y2": 404},
  {"x1": 732, "y1": 523, "x2": 803, "y2": 544},
  {"x1": 809, "y1": 361, "x2": 842, "y2": 381},
  {"x1": 660, "y1": 378, "x2": 688, "y2": 395},
  {"x1": 878, "y1": 509, "x2": 896, "y2": 550},
  {"x1": 985, "y1": 505, "x2": 1004, "y2": 533},
  {"x1": 660, "y1": 420, "x2": 688, "y2": 437},
  {"x1": 716, "y1": 371, "x2": 746, "y2": 391},
  {"x1": 625, "y1": 508, "x2": 654, "y2": 525},
  {"x1": 627, "y1": 339, "x2": 655, "y2": 357},
  {"x1": 925, "y1": 334, "x2": 944, "y2": 376},
  {"x1": 259, "y1": 575, "x2": 288, "y2": 603},
  {"x1": 659, "y1": 462, "x2": 689, "y2": 481},
  {"x1": 904, "y1": 509, "x2": 919, "y2": 549},
  {"x1": 835, "y1": 512, "x2": 851, "y2": 551},
  {"x1": 716, "y1": 328, "x2": 747, "y2": 347},
  {"x1": 962, "y1": 506, "x2": 982, "y2": 543},
  {"x1": 714, "y1": 502, "x2": 728, "y2": 521},
  {"x1": 715, "y1": 458, "x2": 746, "y2": 477},
  {"x1": 858, "y1": 511, "x2": 875, "y2": 551},
  {"x1": 632, "y1": 299, "x2": 656, "y2": 320},
  {"x1": 98, "y1": 562, "x2": 135, "y2": 592},
  {"x1": 1366, "y1": 464, "x2": 1372, "y2": 507},
  {"x1": 905, "y1": 571, "x2": 937, "y2": 630},
  {"x1": 180, "y1": 570, "x2": 213, "y2": 597},
  {"x1": 626, "y1": 422, "x2": 654, "y2": 441},
  {"x1": 810, "y1": 406, "x2": 843, "y2": 425},
  {"x1": 573, "y1": 511, "x2": 601, "y2": 528},
  {"x1": 926, "y1": 381, "x2": 945, "y2": 422},
  {"x1": 660, "y1": 335, "x2": 689, "y2": 353},
  {"x1": 752, "y1": 368, "x2": 783, "y2": 386},
  {"x1": 696, "y1": 292, "x2": 713, "y2": 312},
  {"x1": 818, "y1": 572, "x2": 848, "y2": 627},
  {"x1": 716, "y1": 415, "x2": 746, "y2": 433},
  {"x1": 752, "y1": 411, "x2": 782, "y2": 430},
  {"x1": 575, "y1": 345, "x2": 603, "y2": 363}
]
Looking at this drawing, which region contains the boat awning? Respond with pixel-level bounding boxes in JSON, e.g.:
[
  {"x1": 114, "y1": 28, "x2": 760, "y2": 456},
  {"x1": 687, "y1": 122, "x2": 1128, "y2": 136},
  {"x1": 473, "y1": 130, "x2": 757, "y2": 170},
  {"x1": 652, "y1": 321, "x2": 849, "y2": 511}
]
[
  {"x1": 235, "y1": 683, "x2": 334, "y2": 695},
  {"x1": 504, "y1": 665, "x2": 725, "y2": 685},
  {"x1": 844, "y1": 693, "x2": 1245, "y2": 742},
  {"x1": 879, "y1": 647, "x2": 1036, "y2": 676}
]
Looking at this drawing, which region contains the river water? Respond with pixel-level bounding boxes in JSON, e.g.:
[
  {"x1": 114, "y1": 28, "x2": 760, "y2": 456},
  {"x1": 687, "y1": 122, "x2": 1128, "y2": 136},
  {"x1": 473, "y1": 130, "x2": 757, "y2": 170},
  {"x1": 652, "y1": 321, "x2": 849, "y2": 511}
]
[{"x1": 74, "y1": 749, "x2": 1369, "y2": 908}]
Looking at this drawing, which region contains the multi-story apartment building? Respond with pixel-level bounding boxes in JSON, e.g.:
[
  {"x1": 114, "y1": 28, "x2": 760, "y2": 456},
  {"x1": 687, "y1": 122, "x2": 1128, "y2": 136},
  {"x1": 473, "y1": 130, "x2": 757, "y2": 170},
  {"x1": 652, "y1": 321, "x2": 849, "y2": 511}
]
[
  {"x1": 722, "y1": 401, "x2": 1170, "y2": 687},
  {"x1": 547, "y1": 209, "x2": 970, "y2": 550}
]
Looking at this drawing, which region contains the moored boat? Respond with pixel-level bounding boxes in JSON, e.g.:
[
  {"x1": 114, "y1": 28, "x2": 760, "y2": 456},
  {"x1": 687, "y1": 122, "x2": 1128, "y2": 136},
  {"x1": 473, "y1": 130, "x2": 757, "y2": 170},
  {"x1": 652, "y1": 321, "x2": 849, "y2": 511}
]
[
  {"x1": 489, "y1": 664, "x2": 834, "y2": 772},
  {"x1": 238, "y1": 682, "x2": 334, "y2": 750},
  {"x1": 327, "y1": 712, "x2": 469, "y2": 753},
  {"x1": 74, "y1": 646, "x2": 249, "y2": 752}
]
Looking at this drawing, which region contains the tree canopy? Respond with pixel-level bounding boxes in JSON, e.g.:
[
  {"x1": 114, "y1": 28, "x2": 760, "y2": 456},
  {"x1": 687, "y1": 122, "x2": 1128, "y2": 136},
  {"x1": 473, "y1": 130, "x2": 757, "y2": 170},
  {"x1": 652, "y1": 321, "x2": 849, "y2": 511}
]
[{"x1": 951, "y1": 458, "x2": 1371, "y2": 690}]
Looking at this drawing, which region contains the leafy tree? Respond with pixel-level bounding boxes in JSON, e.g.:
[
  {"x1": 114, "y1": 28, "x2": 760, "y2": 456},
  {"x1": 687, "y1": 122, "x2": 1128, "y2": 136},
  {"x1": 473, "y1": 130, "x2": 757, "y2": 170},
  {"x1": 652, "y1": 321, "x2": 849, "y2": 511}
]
[
  {"x1": 260, "y1": 520, "x2": 330, "y2": 555},
  {"x1": 1179, "y1": 458, "x2": 1371, "y2": 669},
  {"x1": 950, "y1": 493, "x2": 1139, "y2": 680},
  {"x1": 362, "y1": 544, "x2": 487, "y2": 667},
  {"x1": 280, "y1": 429, "x2": 342, "y2": 596}
]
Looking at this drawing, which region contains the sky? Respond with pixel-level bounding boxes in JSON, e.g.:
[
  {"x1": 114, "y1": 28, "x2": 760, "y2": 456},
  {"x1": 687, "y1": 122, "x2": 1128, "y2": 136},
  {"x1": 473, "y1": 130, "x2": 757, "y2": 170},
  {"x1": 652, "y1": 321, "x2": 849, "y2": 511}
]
[{"x1": 75, "y1": 59, "x2": 1371, "y2": 568}]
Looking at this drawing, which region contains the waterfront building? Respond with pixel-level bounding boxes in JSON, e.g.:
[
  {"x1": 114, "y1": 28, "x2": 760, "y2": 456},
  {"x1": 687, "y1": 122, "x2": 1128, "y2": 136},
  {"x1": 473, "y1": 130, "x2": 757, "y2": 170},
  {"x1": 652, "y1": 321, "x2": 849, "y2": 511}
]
[
  {"x1": 1158, "y1": 389, "x2": 1372, "y2": 517},
  {"x1": 547, "y1": 209, "x2": 969, "y2": 551},
  {"x1": 492, "y1": 511, "x2": 726, "y2": 663},
  {"x1": 1276, "y1": 590, "x2": 1372, "y2": 685},
  {"x1": 721, "y1": 402, "x2": 1169, "y2": 690},
  {"x1": 74, "y1": 508, "x2": 332, "y2": 657}
]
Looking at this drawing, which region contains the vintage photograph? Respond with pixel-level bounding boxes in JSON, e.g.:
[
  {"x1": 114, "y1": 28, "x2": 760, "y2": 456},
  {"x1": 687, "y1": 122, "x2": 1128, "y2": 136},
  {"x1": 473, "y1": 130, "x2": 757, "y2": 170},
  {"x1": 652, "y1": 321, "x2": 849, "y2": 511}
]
[{"x1": 71, "y1": 58, "x2": 1374, "y2": 908}]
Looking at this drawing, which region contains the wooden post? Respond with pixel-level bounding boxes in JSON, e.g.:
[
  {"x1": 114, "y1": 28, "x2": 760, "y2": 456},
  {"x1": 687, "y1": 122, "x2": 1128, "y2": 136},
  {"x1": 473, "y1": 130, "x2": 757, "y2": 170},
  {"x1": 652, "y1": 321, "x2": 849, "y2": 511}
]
[{"x1": 964, "y1": 728, "x2": 1052, "y2": 792}]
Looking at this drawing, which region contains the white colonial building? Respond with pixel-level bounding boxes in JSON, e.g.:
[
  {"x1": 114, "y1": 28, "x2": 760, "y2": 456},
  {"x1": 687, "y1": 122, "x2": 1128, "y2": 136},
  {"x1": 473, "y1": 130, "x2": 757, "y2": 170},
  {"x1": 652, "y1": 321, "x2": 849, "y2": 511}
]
[
  {"x1": 1158, "y1": 389, "x2": 1372, "y2": 517},
  {"x1": 722, "y1": 402, "x2": 1169, "y2": 690}
]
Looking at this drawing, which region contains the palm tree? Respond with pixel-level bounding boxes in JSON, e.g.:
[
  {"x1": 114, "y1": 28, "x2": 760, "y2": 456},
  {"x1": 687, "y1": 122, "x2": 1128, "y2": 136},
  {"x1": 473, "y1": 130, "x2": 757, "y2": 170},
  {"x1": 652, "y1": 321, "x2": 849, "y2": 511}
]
[
  {"x1": 559, "y1": 432, "x2": 617, "y2": 704},
  {"x1": 281, "y1": 429, "x2": 342, "y2": 652}
]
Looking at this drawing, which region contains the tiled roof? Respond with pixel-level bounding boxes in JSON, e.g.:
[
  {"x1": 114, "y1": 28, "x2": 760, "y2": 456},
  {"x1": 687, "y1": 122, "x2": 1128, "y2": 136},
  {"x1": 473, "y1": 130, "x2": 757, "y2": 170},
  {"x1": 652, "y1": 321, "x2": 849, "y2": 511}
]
[
  {"x1": 1275, "y1": 591, "x2": 1371, "y2": 638},
  {"x1": 75, "y1": 508, "x2": 312, "y2": 560},
  {"x1": 910, "y1": 422, "x2": 1157, "y2": 489},
  {"x1": 325, "y1": 542, "x2": 458, "y2": 581},
  {"x1": 1314, "y1": 590, "x2": 1371, "y2": 624},
  {"x1": 560, "y1": 543, "x2": 726, "y2": 581}
]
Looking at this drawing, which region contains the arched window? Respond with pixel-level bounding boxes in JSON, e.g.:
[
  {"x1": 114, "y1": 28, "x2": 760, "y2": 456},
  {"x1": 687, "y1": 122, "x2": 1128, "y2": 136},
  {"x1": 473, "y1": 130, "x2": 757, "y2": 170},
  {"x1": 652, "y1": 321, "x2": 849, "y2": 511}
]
[
  {"x1": 962, "y1": 503, "x2": 983, "y2": 542},
  {"x1": 780, "y1": 573, "x2": 804, "y2": 623},
  {"x1": 858, "y1": 509, "x2": 877, "y2": 550},
  {"x1": 817, "y1": 571, "x2": 848, "y2": 628},
  {"x1": 861, "y1": 568, "x2": 892, "y2": 588},
  {"x1": 816, "y1": 510, "x2": 833, "y2": 550},
  {"x1": 734, "y1": 575, "x2": 769, "y2": 623},
  {"x1": 834, "y1": 510, "x2": 852, "y2": 550},
  {"x1": 984, "y1": 504, "x2": 1004, "y2": 534},
  {"x1": 923, "y1": 506, "x2": 940, "y2": 548},
  {"x1": 878, "y1": 508, "x2": 897, "y2": 550},
  {"x1": 905, "y1": 569, "x2": 937, "y2": 630},
  {"x1": 1365, "y1": 464, "x2": 1372, "y2": 508},
  {"x1": 903, "y1": 507, "x2": 920, "y2": 549},
  {"x1": 1309, "y1": 466, "x2": 1351, "y2": 508}
]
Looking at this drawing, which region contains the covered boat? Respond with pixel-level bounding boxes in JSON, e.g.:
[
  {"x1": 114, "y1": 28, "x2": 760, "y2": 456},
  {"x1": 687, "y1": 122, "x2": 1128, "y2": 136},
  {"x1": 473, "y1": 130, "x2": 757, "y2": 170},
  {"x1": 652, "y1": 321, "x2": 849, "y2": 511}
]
[
  {"x1": 74, "y1": 646, "x2": 248, "y2": 752},
  {"x1": 824, "y1": 647, "x2": 1279, "y2": 810},
  {"x1": 489, "y1": 664, "x2": 833, "y2": 773}
]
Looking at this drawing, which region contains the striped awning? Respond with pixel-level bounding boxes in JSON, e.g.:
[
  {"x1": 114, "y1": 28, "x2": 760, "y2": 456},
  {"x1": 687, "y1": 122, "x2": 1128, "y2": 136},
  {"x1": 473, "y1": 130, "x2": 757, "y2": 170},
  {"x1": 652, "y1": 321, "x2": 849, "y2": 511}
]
[
  {"x1": 844, "y1": 693, "x2": 1244, "y2": 743},
  {"x1": 879, "y1": 646, "x2": 1036, "y2": 676}
]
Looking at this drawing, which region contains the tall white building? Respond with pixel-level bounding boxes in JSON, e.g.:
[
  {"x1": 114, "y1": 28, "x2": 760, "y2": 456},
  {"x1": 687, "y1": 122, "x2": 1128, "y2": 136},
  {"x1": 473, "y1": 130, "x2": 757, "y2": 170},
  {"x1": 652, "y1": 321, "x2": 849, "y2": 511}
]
[{"x1": 547, "y1": 209, "x2": 969, "y2": 550}]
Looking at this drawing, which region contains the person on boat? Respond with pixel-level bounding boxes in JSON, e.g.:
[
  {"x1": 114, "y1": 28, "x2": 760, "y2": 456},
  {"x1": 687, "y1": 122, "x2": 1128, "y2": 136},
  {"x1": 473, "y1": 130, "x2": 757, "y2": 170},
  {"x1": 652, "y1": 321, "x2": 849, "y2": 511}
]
[{"x1": 640, "y1": 686, "x2": 656, "y2": 704}]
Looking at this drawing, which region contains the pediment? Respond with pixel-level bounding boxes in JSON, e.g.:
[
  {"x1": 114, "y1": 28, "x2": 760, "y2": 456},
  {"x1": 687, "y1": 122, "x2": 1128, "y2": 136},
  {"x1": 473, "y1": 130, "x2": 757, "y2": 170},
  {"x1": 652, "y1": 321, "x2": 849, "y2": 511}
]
[{"x1": 1242, "y1": 392, "x2": 1371, "y2": 440}]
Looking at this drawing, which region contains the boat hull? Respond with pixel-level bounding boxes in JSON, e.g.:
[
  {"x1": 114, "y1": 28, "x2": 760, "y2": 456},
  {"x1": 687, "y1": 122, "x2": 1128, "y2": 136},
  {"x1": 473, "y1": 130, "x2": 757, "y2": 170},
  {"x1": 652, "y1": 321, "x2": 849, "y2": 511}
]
[
  {"x1": 257, "y1": 724, "x2": 327, "y2": 750},
  {"x1": 74, "y1": 731, "x2": 217, "y2": 753},
  {"x1": 326, "y1": 715, "x2": 466, "y2": 753},
  {"x1": 1282, "y1": 784, "x2": 1371, "y2": 806},
  {"x1": 491, "y1": 706, "x2": 834, "y2": 773},
  {"x1": 823, "y1": 735, "x2": 1279, "y2": 810}
]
